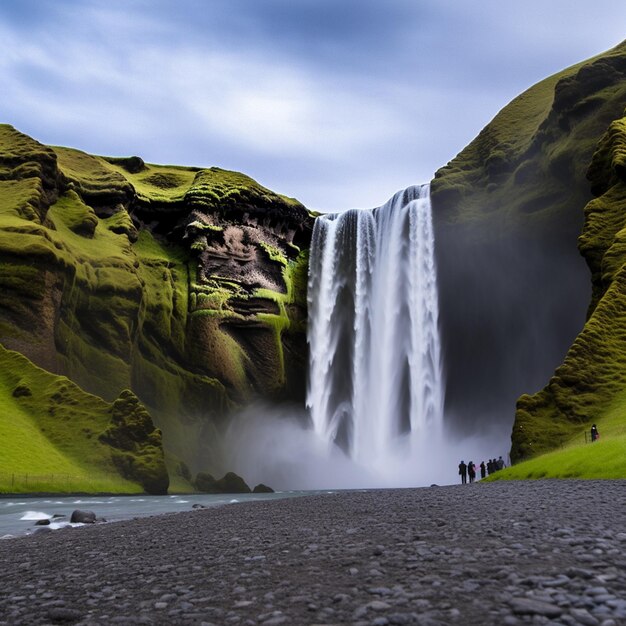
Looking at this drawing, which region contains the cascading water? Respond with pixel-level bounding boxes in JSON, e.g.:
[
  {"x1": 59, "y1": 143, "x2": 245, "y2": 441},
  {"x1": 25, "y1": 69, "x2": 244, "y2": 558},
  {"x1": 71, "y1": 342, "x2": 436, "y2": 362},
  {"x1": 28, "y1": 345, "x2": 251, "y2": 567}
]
[{"x1": 306, "y1": 184, "x2": 443, "y2": 477}]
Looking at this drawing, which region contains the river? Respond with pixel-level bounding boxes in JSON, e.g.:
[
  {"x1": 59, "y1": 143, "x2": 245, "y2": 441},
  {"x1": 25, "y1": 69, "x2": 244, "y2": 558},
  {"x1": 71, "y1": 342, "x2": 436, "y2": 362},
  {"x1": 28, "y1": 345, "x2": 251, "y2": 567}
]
[{"x1": 0, "y1": 490, "x2": 317, "y2": 538}]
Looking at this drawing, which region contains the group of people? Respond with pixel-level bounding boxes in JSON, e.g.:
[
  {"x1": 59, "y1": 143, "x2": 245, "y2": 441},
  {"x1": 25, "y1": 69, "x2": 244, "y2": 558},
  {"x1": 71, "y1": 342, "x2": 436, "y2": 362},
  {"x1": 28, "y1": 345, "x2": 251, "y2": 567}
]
[
  {"x1": 456, "y1": 424, "x2": 601, "y2": 485},
  {"x1": 458, "y1": 456, "x2": 505, "y2": 484}
]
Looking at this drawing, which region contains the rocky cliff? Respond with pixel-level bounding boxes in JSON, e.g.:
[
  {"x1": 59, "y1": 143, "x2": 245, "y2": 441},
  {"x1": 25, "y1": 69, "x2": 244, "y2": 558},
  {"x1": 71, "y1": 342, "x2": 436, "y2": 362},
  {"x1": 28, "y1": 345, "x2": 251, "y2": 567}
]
[
  {"x1": 0, "y1": 124, "x2": 313, "y2": 488},
  {"x1": 431, "y1": 40, "x2": 626, "y2": 441},
  {"x1": 512, "y1": 108, "x2": 626, "y2": 460}
]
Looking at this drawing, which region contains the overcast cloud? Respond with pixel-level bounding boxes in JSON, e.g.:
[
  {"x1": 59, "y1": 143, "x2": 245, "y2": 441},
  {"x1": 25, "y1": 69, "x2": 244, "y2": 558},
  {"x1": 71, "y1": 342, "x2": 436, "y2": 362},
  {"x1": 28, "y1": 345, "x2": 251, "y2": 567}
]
[{"x1": 1, "y1": 0, "x2": 625, "y2": 211}]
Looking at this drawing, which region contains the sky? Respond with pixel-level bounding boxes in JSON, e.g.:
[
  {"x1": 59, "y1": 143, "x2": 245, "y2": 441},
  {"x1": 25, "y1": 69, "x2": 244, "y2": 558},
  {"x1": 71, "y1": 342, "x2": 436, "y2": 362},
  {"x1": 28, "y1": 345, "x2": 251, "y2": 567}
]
[{"x1": 1, "y1": 1, "x2": 626, "y2": 212}]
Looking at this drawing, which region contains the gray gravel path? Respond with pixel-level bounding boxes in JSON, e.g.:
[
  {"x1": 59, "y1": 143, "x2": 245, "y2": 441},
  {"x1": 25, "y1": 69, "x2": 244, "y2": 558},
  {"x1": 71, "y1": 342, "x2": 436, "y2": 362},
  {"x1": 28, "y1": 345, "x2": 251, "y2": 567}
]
[{"x1": 0, "y1": 480, "x2": 624, "y2": 626}]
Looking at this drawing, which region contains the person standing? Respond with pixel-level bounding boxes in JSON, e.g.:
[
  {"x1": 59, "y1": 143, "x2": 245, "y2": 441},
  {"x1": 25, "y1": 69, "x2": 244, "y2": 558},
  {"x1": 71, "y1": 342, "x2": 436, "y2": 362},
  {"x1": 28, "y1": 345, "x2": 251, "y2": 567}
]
[
  {"x1": 479, "y1": 461, "x2": 486, "y2": 480},
  {"x1": 468, "y1": 461, "x2": 476, "y2": 483},
  {"x1": 458, "y1": 460, "x2": 467, "y2": 485},
  {"x1": 497, "y1": 456, "x2": 505, "y2": 470},
  {"x1": 591, "y1": 424, "x2": 599, "y2": 442}
]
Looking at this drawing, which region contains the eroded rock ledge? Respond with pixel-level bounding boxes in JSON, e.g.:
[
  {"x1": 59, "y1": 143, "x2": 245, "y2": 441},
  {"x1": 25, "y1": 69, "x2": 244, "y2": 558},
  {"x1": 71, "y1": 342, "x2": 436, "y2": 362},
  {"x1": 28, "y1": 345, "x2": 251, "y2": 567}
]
[{"x1": 0, "y1": 124, "x2": 313, "y2": 482}]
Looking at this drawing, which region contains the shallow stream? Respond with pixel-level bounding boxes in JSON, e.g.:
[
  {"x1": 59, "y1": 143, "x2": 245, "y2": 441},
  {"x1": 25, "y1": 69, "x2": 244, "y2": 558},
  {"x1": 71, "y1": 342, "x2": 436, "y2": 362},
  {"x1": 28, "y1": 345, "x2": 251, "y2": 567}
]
[{"x1": 0, "y1": 491, "x2": 314, "y2": 538}]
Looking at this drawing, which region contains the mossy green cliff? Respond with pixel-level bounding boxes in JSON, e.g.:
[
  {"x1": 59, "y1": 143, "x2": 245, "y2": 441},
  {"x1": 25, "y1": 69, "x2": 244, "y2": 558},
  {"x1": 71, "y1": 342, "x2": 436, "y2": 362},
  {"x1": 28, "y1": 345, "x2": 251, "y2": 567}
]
[
  {"x1": 0, "y1": 343, "x2": 166, "y2": 493},
  {"x1": 431, "y1": 40, "x2": 626, "y2": 437},
  {"x1": 0, "y1": 124, "x2": 313, "y2": 488},
  {"x1": 512, "y1": 108, "x2": 626, "y2": 461}
]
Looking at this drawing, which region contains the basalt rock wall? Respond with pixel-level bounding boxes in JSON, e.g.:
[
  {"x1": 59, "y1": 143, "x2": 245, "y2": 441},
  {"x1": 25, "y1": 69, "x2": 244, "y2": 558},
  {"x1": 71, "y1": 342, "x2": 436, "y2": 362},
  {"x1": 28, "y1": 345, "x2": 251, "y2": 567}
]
[{"x1": 0, "y1": 124, "x2": 313, "y2": 478}]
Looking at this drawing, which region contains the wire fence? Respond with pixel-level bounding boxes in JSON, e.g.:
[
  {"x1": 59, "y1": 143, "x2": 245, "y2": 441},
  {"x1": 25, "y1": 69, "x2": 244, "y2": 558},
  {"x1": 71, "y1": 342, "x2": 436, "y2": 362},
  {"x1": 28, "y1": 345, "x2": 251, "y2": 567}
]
[
  {"x1": 0, "y1": 473, "x2": 123, "y2": 493},
  {"x1": 0, "y1": 473, "x2": 80, "y2": 490},
  {"x1": 583, "y1": 431, "x2": 602, "y2": 444}
]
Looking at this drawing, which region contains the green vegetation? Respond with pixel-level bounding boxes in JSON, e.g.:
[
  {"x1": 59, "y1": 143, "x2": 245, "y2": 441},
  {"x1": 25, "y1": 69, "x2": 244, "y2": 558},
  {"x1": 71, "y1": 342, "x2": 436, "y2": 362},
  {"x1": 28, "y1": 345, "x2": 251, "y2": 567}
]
[
  {"x1": 511, "y1": 108, "x2": 626, "y2": 462},
  {"x1": 432, "y1": 41, "x2": 626, "y2": 235},
  {"x1": 0, "y1": 344, "x2": 158, "y2": 493},
  {"x1": 252, "y1": 250, "x2": 310, "y2": 390},
  {"x1": 184, "y1": 167, "x2": 303, "y2": 214},
  {"x1": 0, "y1": 123, "x2": 312, "y2": 491},
  {"x1": 490, "y1": 403, "x2": 626, "y2": 480}
]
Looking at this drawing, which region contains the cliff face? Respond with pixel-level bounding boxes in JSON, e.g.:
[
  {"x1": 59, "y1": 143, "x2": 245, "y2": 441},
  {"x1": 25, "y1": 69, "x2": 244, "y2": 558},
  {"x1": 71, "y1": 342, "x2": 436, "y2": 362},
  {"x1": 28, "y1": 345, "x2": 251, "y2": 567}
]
[
  {"x1": 512, "y1": 110, "x2": 626, "y2": 460},
  {"x1": 0, "y1": 124, "x2": 313, "y2": 481},
  {"x1": 431, "y1": 41, "x2": 626, "y2": 436}
]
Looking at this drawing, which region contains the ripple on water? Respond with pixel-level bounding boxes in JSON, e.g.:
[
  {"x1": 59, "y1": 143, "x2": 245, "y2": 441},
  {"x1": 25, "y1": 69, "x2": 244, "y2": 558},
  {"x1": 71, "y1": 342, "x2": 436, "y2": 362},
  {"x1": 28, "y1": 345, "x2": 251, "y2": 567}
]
[{"x1": 20, "y1": 511, "x2": 52, "y2": 521}]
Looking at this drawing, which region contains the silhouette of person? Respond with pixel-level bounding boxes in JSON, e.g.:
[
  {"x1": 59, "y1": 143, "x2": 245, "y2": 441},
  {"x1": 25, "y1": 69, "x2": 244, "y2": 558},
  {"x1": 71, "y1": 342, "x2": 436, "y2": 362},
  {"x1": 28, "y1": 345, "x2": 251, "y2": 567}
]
[
  {"x1": 468, "y1": 461, "x2": 476, "y2": 483},
  {"x1": 590, "y1": 424, "x2": 599, "y2": 442},
  {"x1": 479, "y1": 461, "x2": 486, "y2": 480},
  {"x1": 458, "y1": 460, "x2": 467, "y2": 484},
  {"x1": 497, "y1": 456, "x2": 505, "y2": 470}
]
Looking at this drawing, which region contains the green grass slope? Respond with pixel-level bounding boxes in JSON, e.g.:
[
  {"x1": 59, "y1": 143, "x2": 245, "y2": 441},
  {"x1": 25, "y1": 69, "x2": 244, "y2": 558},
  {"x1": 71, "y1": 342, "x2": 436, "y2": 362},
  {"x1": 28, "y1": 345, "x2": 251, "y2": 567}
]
[
  {"x1": 512, "y1": 108, "x2": 626, "y2": 462},
  {"x1": 490, "y1": 402, "x2": 626, "y2": 480},
  {"x1": 431, "y1": 41, "x2": 626, "y2": 437},
  {"x1": 0, "y1": 124, "x2": 312, "y2": 482},
  {"x1": 0, "y1": 344, "x2": 166, "y2": 493}
]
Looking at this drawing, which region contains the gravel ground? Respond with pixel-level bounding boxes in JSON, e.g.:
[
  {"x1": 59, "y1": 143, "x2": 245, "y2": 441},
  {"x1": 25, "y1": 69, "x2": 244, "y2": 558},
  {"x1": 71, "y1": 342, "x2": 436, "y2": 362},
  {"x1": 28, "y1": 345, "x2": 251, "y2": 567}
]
[{"x1": 0, "y1": 480, "x2": 624, "y2": 626}]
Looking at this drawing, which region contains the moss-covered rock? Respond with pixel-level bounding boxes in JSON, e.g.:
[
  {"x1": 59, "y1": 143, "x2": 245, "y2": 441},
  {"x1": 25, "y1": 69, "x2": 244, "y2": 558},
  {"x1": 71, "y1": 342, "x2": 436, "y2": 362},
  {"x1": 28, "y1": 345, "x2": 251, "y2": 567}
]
[
  {"x1": 214, "y1": 471, "x2": 251, "y2": 494},
  {"x1": 99, "y1": 389, "x2": 168, "y2": 494},
  {"x1": 511, "y1": 107, "x2": 626, "y2": 461},
  {"x1": 0, "y1": 124, "x2": 314, "y2": 487},
  {"x1": 193, "y1": 470, "x2": 251, "y2": 494},
  {"x1": 252, "y1": 483, "x2": 274, "y2": 493},
  {"x1": 194, "y1": 471, "x2": 217, "y2": 493},
  {"x1": 431, "y1": 40, "x2": 626, "y2": 435}
]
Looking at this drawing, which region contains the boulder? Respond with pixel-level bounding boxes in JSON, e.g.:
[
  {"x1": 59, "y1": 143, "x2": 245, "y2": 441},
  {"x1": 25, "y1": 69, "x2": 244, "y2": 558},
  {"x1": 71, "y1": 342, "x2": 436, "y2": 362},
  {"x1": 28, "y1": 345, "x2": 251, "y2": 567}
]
[
  {"x1": 214, "y1": 472, "x2": 251, "y2": 494},
  {"x1": 70, "y1": 510, "x2": 96, "y2": 524},
  {"x1": 252, "y1": 483, "x2": 274, "y2": 493},
  {"x1": 194, "y1": 472, "x2": 217, "y2": 493},
  {"x1": 35, "y1": 518, "x2": 50, "y2": 526},
  {"x1": 194, "y1": 471, "x2": 251, "y2": 494}
]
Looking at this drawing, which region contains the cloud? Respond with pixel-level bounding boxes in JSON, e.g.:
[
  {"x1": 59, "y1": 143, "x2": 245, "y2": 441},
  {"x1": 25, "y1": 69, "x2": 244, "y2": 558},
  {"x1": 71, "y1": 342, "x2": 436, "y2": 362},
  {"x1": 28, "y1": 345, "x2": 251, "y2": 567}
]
[{"x1": 1, "y1": 0, "x2": 626, "y2": 210}]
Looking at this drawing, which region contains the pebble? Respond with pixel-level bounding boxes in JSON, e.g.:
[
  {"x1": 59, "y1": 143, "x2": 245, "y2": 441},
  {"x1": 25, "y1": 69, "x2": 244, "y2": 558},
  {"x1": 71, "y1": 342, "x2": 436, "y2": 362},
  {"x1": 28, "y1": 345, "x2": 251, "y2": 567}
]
[
  {"x1": 509, "y1": 597, "x2": 562, "y2": 617},
  {"x1": 0, "y1": 480, "x2": 623, "y2": 626}
]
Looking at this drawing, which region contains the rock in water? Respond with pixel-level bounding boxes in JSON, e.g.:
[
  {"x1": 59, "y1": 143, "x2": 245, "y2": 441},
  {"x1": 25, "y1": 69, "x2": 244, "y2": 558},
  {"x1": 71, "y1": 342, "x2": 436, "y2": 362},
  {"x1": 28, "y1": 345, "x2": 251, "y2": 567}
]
[
  {"x1": 194, "y1": 471, "x2": 252, "y2": 494},
  {"x1": 214, "y1": 472, "x2": 251, "y2": 494},
  {"x1": 194, "y1": 472, "x2": 217, "y2": 493},
  {"x1": 70, "y1": 510, "x2": 96, "y2": 524},
  {"x1": 252, "y1": 483, "x2": 274, "y2": 493}
]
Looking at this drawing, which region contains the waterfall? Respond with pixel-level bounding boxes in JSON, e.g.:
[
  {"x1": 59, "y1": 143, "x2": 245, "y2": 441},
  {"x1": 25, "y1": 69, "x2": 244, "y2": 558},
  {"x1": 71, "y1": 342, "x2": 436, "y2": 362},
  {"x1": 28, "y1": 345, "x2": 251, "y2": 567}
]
[{"x1": 306, "y1": 184, "x2": 443, "y2": 476}]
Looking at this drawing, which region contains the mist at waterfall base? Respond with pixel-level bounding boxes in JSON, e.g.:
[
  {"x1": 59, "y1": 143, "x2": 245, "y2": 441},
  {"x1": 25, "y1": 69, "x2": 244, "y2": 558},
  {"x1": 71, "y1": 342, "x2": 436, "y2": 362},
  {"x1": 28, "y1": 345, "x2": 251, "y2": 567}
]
[
  {"x1": 220, "y1": 404, "x2": 509, "y2": 490},
  {"x1": 220, "y1": 185, "x2": 510, "y2": 490}
]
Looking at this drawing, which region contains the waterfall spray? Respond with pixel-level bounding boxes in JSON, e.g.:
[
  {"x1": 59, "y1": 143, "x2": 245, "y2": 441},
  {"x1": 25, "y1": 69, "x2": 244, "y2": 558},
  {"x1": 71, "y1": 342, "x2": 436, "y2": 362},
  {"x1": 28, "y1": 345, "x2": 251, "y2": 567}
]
[{"x1": 306, "y1": 184, "x2": 443, "y2": 477}]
